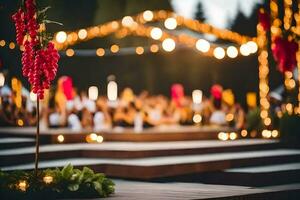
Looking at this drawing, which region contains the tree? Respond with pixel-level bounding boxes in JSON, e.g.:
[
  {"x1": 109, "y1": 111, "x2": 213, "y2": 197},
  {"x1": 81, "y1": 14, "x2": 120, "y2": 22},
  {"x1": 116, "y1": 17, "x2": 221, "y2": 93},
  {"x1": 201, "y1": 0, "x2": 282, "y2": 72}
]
[{"x1": 195, "y1": 2, "x2": 205, "y2": 22}]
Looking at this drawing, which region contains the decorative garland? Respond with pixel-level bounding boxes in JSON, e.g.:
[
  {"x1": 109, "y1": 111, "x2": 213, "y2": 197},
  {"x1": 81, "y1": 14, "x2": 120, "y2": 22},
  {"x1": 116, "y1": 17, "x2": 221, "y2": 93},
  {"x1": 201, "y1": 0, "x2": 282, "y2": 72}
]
[
  {"x1": 12, "y1": 0, "x2": 60, "y2": 100},
  {"x1": 0, "y1": 164, "x2": 115, "y2": 199}
]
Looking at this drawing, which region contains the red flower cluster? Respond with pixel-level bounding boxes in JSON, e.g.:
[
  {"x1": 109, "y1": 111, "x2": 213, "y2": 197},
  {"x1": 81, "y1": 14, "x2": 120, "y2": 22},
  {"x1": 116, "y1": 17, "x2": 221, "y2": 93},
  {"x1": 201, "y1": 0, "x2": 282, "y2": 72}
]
[
  {"x1": 258, "y1": 10, "x2": 270, "y2": 31},
  {"x1": 12, "y1": 9, "x2": 25, "y2": 45},
  {"x1": 12, "y1": 0, "x2": 60, "y2": 99},
  {"x1": 272, "y1": 37, "x2": 299, "y2": 73}
]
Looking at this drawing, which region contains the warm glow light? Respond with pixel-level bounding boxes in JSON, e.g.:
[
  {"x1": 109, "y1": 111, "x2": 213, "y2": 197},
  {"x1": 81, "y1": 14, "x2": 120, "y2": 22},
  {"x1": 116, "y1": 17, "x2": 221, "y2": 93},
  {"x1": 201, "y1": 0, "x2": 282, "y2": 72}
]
[
  {"x1": 218, "y1": 132, "x2": 229, "y2": 141},
  {"x1": 122, "y1": 16, "x2": 134, "y2": 27},
  {"x1": 43, "y1": 176, "x2": 53, "y2": 184},
  {"x1": 164, "y1": 17, "x2": 177, "y2": 30},
  {"x1": 0, "y1": 40, "x2": 5, "y2": 47},
  {"x1": 88, "y1": 86, "x2": 98, "y2": 101},
  {"x1": 264, "y1": 117, "x2": 271, "y2": 126},
  {"x1": 56, "y1": 31, "x2": 67, "y2": 43},
  {"x1": 193, "y1": 114, "x2": 202, "y2": 123},
  {"x1": 0, "y1": 73, "x2": 5, "y2": 87},
  {"x1": 9, "y1": 42, "x2": 15, "y2": 49},
  {"x1": 271, "y1": 130, "x2": 279, "y2": 138},
  {"x1": 195, "y1": 39, "x2": 210, "y2": 53},
  {"x1": 90, "y1": 133, "x2": 98, "y2": 141},
  {"x1": 192, "y1": 90, "x2": 202, "y2": 104},
  {"x1": 225, "y1": 113, "x2": 234, "y2": 122},
  {"x1": 150, "y1": 27, "x2": 163, "y2": 40},
  {"x1": 241, "y1": 130, "x2": 248, "y2": 137},
  {"x1": 18, "y1": 180, "x2": 27, "y2": 192},
  {"x1": 213, "y1": 47, "x2": 225, "y2": 59},
  {"x1": 107, "y1": 81, "x2": 118, "y2": 101},
  {"x1": 96, "y1": 48, "x2": 105, "y2": 56},
  {"x1": 17, "y1": 119, "x2": 24, "y2": 126},
  {"x1": 240, "y1": 44, "x2": 250, "y2": 56},
  {"x1": 143, "y1": 10, "x2": 154, "y2": 21},
  {"x1": 262, "y1": 129, "x2": 272, "y2": 138},
  {"x1": 57, "y1": 135, "x2": 64, "y2": 143},
  {"x1": 110, "y1": 44, "x2": 119, "y2": 53},
  {"x1": 66, "y1": 49, "x2": 75, "y2": 57},
  {"x1": 162, "y1": 38, "x2": 175, "y2": 52},
  {"x1": 96, "y1": 135, "x2": 104, "y2": 143},
  {"x1": 226, "y1": 46, "x2": 238, "y2": 58},
  {"x1": 247, "y1": 41, "x2": 258, "y2": 53},
  {"x1": 229, "y1": 132, "x2": 237, "y2": 140},
  {"x1": 78, "y1": 29, "x2": 88, "y2": 40},
  {"x1": 150, "y1": 44, "x2": 159, "y2": 53},
  {"x1": 135, "y1": 46, "x2": 144, "y2": 55}
]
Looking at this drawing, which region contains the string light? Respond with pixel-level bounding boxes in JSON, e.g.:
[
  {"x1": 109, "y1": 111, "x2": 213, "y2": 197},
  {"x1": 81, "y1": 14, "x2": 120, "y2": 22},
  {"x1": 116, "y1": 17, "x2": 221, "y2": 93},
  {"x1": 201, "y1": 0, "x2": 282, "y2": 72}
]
[
  {"x1": 9, "y1": 42, "x2": 15, "y2": 49},
  {"x1": 66, "y1": 48, "x2": 75, "y2": 57},
  {"x1": 162, "y1": 38, "x2": 175, "y2": 52},
  {"x1": 226, "y1": 46, "x2": 238, "y2": 58},
  {"x1": 143, "y1": 10, "x2": 154, "y2": 21},
  {"x1": 150, "y1": 44, "x2": 159, "y2": 53},
  {"x1": 213, "y1": 47, "x2": 225, "y2": 59},
  {"x1": 110, "y1": 44, "x2": 119, "y2": 53},
  {"x1": 122, "y1": 16, "x2": 134, "y2": 27},
  {"x1": 240, "y1": 43, "x2": 250, "y2": 56},
  {"x1": 78, "y1": 29, "x2": 87, "y2": 40},
  {"x1": 55, "y1": 31, "x2": 67, "y2": 43},
  {"x1": 135, "y1": 46, "x2": 144, "y2": 55},
  {"x1": 150, "y1": 27, "x2": 163, "y2": 40},
  {"x1": 195, "y1": 39, "x2": 210, "y2": 53},
  {"x1": 96, "y1": 48, "x2": 105, "y2": 56},
  {"x1": 164, "y1": 17, "x2": 177, "y2": 30},
  {"x1": 0, "y1": 40, "x2": 5, "y2": 47}
]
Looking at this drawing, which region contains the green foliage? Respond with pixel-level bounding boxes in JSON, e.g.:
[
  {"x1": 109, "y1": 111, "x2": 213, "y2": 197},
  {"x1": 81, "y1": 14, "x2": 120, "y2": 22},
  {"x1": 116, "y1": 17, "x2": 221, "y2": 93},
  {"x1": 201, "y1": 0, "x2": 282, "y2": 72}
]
[
  {"x1": 246, "y1": 107, "x2": 263, "y2": 132},
  {"x1": 0, "y1": 164, "x2": 115, "y2": 200},
  {"x1": 280, "y1": 112, "x2": 300, "y2": 144}
]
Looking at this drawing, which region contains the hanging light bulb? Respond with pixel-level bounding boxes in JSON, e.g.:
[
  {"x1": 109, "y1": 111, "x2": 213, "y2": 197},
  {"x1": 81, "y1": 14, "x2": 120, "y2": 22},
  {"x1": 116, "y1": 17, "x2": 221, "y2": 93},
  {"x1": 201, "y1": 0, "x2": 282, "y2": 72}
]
[{"x1": 162, "y1": 38, "x2": 176, "y2": 52}]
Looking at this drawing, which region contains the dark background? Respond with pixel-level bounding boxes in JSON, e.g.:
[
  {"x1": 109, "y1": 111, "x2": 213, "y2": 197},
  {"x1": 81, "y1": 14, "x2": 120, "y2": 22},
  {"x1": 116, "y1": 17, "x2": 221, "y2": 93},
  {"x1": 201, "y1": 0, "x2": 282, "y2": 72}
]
[{"x1": 0, "y1": 0, "x2": 284, "y2": 106}]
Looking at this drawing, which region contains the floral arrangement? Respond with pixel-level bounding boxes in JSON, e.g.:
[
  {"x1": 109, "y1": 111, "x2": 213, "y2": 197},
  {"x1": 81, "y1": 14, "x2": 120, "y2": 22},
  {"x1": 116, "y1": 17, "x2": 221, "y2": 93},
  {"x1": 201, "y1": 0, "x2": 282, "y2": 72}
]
[
  {"x1": 12, "y1": 0, "x2": 60, "y2": 100},
  {"x1": 271, "y1": 36, "x2": 299, "y2": 73},
  {"x1": 0, "y1": 164, "x2": 115, "y2": 199}
]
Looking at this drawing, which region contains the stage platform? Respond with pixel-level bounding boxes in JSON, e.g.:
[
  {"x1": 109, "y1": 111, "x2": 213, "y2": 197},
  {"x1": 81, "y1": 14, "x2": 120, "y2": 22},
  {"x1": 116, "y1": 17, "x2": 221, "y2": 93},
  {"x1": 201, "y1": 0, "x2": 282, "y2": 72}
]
[
  {"x1": 0, "y1": 126, "x2": 236, "y2": 143},
  {"x1": 1, "y1": 128, "x2": 300, "y2": 199}
]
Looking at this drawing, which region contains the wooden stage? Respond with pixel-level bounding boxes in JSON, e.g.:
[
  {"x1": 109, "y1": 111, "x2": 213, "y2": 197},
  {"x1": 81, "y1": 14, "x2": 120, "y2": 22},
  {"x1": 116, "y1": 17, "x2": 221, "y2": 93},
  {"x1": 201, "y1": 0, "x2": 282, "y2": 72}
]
[
  {"x1": 1, "y1": 127, "x2": 300, "y2": 199},
  {"x1": 0, "y1": 126, "x2": 235, "y2": 143}
]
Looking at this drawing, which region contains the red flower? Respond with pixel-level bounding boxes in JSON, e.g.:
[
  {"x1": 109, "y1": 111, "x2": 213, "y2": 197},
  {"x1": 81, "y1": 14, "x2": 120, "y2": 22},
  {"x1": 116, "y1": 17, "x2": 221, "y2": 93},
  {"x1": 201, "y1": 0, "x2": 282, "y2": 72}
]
[
  {"x1": 272, "y1": 37, "x2": 299, "y2": 73},
  {"x1": 258, "y1": 10, "x2": 270, "y2": 31}
]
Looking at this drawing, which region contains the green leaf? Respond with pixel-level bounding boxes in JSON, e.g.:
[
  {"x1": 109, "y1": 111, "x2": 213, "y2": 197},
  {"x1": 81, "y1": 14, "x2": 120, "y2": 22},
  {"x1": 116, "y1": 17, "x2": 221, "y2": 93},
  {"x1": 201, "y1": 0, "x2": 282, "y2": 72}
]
[
  {"x1": 43, "y1": 20, "x2": 63, "y2": 26},
  {"x1": 38, "y1": 6, "x2": 51, "y2": 15},
  {"x1": 68, "y1": 183, "x2": 79, "y2": 191},
  {"x1": 92, "y1": 181, "x2": 103, "y2": 195},
  {"x1": 61, "y1": 163, "x2": 73, "y2": 180}
]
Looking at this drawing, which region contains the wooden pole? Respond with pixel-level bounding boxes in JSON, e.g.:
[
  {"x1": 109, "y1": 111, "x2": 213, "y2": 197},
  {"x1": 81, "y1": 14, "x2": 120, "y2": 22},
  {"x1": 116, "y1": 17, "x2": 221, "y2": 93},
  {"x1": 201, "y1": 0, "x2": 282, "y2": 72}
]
[{"x1": 34, "y1": 99, "x2": 40, "y2": 177}]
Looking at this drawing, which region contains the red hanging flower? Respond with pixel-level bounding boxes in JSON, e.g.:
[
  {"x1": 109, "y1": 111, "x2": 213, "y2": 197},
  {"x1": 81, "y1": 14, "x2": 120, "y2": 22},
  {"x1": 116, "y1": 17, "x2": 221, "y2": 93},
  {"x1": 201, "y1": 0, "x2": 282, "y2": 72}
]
[
  {"x1": 272, "y1": 36, "x2": 299, "y2": 73},
  {"x1": 12, "y1": 0, "x2": 60, "y2": 100},
  {"x1": 258, "y1": 9, "x2": 270, "y2": 31}
]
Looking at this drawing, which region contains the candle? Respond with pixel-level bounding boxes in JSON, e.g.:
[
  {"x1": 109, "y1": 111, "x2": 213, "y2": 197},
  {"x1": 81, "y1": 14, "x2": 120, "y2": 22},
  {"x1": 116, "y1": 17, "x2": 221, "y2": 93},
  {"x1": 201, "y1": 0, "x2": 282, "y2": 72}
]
[
  {"x1": 88, "y1": 86, "x2": 98, "y2": 101},
  {"x1": 192, "y1": 90, "x2": 202, "y2": 104},
  {"x1": 107, "y1": 81, "x2": 118, "y2": 101}
]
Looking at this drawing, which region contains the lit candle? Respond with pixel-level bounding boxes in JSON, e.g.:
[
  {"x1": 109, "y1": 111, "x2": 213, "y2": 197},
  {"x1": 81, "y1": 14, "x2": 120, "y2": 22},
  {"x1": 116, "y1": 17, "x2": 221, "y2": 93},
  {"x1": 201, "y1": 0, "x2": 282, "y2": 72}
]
[
  {"x1": 88, "y1": 86, "x2": 98, "y2": 101},
  {"x1": 192, "y1": 90, "x2": 202, "y2": 104},
  {"x1": 107, "y1": 81, "x2": 118, "y2": 101}
]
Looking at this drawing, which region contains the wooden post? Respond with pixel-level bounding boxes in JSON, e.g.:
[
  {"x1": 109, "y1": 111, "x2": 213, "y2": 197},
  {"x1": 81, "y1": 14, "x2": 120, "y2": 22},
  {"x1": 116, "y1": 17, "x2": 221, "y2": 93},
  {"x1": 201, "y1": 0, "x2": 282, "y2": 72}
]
[{"x1": 34, "y1": 99, "x2": 40, "y2": 177}]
